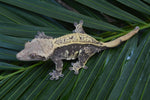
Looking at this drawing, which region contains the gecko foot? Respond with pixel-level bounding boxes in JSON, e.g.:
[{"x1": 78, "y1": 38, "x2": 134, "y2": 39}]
[
  {"x1": 49, "y1": 70, "x2": 64, "y2": 80},
  {"x1": 83, "y1": 65, "x2": 88, "y2": 69},
  {"x1": 69, "y1": 62, "x2": 87, "y2": 74}
]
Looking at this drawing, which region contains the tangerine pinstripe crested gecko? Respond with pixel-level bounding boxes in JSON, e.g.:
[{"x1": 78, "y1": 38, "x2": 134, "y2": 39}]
[{"x1": 16, "y1": 20, "x2": 140, "y2": 80}]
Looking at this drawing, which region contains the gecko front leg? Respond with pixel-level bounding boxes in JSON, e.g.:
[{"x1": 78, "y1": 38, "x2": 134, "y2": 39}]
[{"x1": 49, "y1": 57, "x2": 64, "y2": 80}]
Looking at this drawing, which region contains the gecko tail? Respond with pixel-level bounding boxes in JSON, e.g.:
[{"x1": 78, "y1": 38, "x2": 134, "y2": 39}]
[{"x1": 102, "y1": 26, "x2": 140, "y2": 48}]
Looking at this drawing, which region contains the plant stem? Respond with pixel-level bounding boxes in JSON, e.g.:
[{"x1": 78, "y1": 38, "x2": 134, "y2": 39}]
[{"x1": 0, "y1": 62, "x2": 43, "y2": 80}]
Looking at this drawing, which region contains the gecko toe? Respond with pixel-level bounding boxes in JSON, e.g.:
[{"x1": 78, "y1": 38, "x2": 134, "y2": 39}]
[
  {"x1": 69, "y1": 67, "x2": 73, "y2": 71},
  {"x1": 60, "y1": 74, "x2": 64, "y2": 77},
  {"x1": 83, "y1": 66, "x2": 88, "y2": 69},
  {"x1": 74, "y1": 70, "x2": 79, "y2": 75},
  {"x1": 135, "y1": 26, "x2": 140, "y2": 30},
  {"x1": 69, "y1": 66, "x2": 79, "y2": 74},
  {"x1": 49, "y1": 70, "x2": 63, "y2": 80},
  {"x1": 50, "y1": 77, "x2": 54, "y2": 80},
  {"x1": 69, "y1": 62, "x2": 82, "y2": 74}
]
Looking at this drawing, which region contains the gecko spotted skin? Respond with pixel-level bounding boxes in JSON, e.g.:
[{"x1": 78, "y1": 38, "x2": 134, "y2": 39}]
[{"x1": 16, "y1": 20, "x2": 140, "y2": 80}]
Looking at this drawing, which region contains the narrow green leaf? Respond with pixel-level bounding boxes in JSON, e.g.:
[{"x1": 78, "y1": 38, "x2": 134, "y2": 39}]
[
  {"x1": 20, "y1": 62, "x2": 51, "y2": 100},
  {"x1": 141, "y1": 74, "x2": 150, "y2": 100},
  {"x1": 118, "y1": 0, "x2": 150, "y2": 15},
  {"x1": 0, "y1": 62, "x2": 23, "y2": 70},
  {"x1": 0, "y1": 4, "x2": 31, "y2": 24},
  {"x1": 119, "y1": 37, "x2": 150, "y2": 99},
  {"x1": 0, "y1": 22, "x2": 69, "y2": 38},
  {"x1": 0, "y1": 48, "x2": 17, "y2": 61},
  {"x1": 76, "y1": 0, "x2": 146, "y2": 24},
  {"x1": 0, "y1": 3, "x2": 63, "y2": 28},
  {"x1": 7, "y1": 67, "x2": 44, "y2": 100},
  {"x1": 108, "y1": 32, "x2": 150, "y2": 100},
  {"x1": 0, "y1": 14, "x2": 13, "y2": 23},
  {"x1": 68, "y1": 50, "x2": 110, "y2": 100},
  {"x1": 87, "y1": 36, "x2": 136, "y2": 100},
  {"x1": 0, "y1": 62, "x2": 43, "y2": 99},
  {"x1": 0, "y1": 71, "x2": 30, "y2": 99},
  {"x1": 144, "y1": 0, "x2": 150, "y2": 4},
  {"x1": 0, "y1": 0, "x2": 123, "y2": 31},
  {"x1": 37, "y1": 69, "x2": 74, "y2": 100},
  {"x1": 131, "y1": 52, "x2": 150, "y2": 100},
  {"x1": 0, "y1": 78, "x2": 10, "y2": 87},
  {"x1": 0, "y1": 1, "x2": 149, "y2": 99},
  {"x1": 0, "y1": 34, "x2": 26, "y2": 50}
]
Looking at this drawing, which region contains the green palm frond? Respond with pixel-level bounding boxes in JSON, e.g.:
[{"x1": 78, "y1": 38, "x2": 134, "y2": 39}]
[{"x1": 0, "y1": 0, "x2": 149, "y2": 100}]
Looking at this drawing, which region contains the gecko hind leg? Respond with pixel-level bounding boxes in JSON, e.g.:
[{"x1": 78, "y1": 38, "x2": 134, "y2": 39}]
[
  {"x1": 73, "y1": 20, "x2": 85, "y2": 34},
  {"x1": 49, "y1": 59, "x2": 64, "y2": 80},
  {"x1": 69, "y1": 46, "x2": 97, "y2": 74}
]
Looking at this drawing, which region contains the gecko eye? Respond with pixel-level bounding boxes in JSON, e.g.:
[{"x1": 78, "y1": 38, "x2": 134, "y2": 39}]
[
  {"x1": 29, "y1": 53, "x2": 46, "y2": 60},
  {"x1": 29, "y1": 53, "x2": 36, "y2": 58}
]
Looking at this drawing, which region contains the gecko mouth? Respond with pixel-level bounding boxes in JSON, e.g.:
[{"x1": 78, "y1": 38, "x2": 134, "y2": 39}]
[
  {"x1": 16, "y1": 53, "x2": 32, "y2": 61},
  {"x1": 16, "y1": 52, "x2": 46, "y2": 61}
]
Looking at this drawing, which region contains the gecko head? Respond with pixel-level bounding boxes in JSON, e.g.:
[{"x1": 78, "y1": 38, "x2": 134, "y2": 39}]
[{"x1": 16, "y1": 38, "x2": 54, "y2": 61}]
